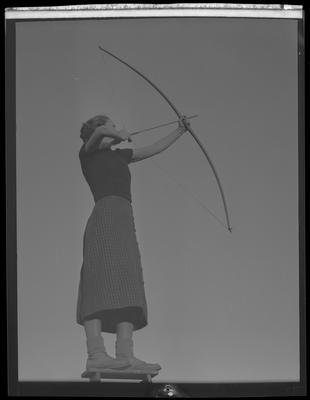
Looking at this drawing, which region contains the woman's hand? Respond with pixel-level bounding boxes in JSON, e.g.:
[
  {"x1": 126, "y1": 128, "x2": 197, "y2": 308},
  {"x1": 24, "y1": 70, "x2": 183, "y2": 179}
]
[
  {"x1": 93, "y1": 124, "x2": 110, "y2": 136},
  {"x1": 118, "y1": 128, "x2": 133, "y2": 142},
  {"x1": 93, "y1": 124, "x2": 132, "y2": 142},
  {"x1": 178, "y1": 116, "x2": 191, "y2": 133}
]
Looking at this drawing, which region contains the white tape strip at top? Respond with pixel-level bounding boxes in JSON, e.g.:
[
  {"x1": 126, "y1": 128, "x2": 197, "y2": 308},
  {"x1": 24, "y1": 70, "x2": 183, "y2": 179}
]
[{"x1": 5, "y1": 4, "x2": 303, "y2": 19}]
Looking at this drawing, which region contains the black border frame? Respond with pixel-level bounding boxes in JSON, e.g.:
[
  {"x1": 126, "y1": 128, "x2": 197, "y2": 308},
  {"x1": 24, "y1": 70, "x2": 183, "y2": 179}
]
[{"x1": 6, "y1": 14, "x2": 306, "y2": 397}]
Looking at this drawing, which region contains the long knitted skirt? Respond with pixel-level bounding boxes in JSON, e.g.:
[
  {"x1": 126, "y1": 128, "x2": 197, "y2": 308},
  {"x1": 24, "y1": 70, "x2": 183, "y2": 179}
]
[{"x1": 76, "y1": 195, "x2": 148, "y2": 333}]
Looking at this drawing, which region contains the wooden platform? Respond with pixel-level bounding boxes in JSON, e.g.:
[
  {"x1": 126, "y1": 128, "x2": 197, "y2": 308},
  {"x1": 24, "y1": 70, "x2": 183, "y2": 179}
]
[{"x1": 81, "y1": 367, "x2": 159, "y2": 382}]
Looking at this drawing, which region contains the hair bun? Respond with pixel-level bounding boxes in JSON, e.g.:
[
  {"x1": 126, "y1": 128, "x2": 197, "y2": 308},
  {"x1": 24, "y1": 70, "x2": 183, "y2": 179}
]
[{"x1": 80, "y1": 115, "x2": 109, "y2": 142}]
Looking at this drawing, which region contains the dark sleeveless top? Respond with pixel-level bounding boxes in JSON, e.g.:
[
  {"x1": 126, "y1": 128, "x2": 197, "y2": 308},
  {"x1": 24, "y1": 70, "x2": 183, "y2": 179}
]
[{"x1": 79, "y1": 144, "x2": 133, "y2": 203}]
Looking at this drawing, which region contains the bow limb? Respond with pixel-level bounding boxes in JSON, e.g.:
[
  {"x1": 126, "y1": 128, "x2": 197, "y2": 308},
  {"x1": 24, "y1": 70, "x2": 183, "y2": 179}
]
[{"x1": 98, "y1": 45, "x2": 232, "y2": 232}]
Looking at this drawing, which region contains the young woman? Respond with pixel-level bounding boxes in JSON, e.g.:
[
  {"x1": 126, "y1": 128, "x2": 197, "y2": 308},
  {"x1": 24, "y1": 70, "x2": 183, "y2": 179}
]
[{"x1": 76, "y1": 114, "x2": 190, "y2": 372}]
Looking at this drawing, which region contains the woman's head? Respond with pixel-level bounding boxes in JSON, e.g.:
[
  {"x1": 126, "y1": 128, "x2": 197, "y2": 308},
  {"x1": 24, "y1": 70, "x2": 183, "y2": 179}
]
[{"x1": 80, "y1": 114, "x2": 109, "y2": 143}]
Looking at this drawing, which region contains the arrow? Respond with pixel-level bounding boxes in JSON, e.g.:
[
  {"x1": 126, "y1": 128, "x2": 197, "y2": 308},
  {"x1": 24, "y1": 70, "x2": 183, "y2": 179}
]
[{"x1": 130, "y1": 114, "x2": 198, "y2": 136}]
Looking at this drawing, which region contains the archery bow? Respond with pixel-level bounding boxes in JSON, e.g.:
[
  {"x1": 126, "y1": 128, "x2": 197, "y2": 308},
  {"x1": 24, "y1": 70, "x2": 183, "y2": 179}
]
[{"x1": 98, "y1": 45, "x2": 232, "y2": 232}]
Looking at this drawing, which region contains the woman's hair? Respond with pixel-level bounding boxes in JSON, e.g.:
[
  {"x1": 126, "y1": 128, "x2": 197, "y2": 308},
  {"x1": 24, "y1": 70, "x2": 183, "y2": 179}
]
[{"x1": 80, "y1": 114, "x2": 109, "y2": 143}]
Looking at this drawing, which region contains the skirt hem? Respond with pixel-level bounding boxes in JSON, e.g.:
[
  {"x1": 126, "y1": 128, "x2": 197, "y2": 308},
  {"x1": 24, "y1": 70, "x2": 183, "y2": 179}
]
[{"x1": 77, "y1": 305, "x2": 148, "y2": 333}]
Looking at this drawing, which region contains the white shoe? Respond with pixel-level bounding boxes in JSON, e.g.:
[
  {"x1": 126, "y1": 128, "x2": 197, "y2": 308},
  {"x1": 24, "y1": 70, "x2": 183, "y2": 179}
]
[
  {"x1": 115, "y1": 338, "x2": 161, "y2": 371},
  {"x1": 117, "y1": 356, "x2": 162, "y2": 371},
  {"x1": 86, "y1": 352, "x2": 130, "y2": 370}
]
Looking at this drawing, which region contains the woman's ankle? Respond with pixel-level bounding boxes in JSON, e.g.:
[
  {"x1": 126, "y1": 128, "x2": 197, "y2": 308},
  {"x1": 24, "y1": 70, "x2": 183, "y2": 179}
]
[{"x1": 86, "y1": 335, "x2": 107, "y2": 357}]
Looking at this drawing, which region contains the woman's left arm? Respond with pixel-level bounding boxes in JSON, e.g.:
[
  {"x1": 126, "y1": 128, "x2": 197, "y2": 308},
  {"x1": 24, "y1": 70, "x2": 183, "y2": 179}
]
[{"x1": 131, "y1": 118, "x2": 189, "y2": 163}]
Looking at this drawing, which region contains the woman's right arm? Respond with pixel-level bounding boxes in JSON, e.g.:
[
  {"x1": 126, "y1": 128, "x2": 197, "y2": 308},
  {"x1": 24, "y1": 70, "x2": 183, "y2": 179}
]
[
  {"x1": 84, "y1": 126, "x2": 131, "y2": 153},
  {"x1": 84, "y1": 130, "x2": 105, "y2": 152}
]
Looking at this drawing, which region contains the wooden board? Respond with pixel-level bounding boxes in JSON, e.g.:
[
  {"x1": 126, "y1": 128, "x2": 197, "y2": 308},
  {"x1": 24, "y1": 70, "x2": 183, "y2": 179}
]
[{"x1": 81, "y1": 367, "x2": 159, "y2": 382}]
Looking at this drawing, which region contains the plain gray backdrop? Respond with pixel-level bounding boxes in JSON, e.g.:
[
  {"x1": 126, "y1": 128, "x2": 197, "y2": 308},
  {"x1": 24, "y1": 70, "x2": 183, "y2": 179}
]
[{"x1": 16, "y1": 17, "x2": 299, "y2": 382}]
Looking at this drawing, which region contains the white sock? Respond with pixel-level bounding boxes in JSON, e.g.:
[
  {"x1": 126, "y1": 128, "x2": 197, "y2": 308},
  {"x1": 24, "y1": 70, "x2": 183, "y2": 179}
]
[
  {"x1": 86, "y1": 335, "x2": 107, "y2": 358},
  {"x1": 115, "y1": 338, "x2": 135, "y2": 358}
]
